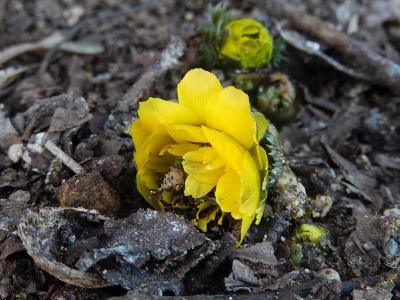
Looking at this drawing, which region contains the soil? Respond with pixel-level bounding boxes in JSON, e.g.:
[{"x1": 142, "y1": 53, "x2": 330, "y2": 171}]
[{"x1": 0, "y1": 0, "x2": 399, "y2": 299}]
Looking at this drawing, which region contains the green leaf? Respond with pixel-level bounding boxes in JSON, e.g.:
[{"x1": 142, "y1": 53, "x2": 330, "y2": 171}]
[{"x1": 271, "y1": 37, "x2": 286, "y2": 67}]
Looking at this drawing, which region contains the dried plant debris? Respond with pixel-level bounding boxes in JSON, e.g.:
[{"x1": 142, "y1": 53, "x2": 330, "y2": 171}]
[
  {"x1": 185, "y1": 234, "x2": 235, "y2": 295},
  {"x1": 224, "y1": 269, "x2": 342, "y2": 298},
  {"x1": 0, "y1": 233, "x2": 46, "y2": 299},
  {"x1": 18, "y1": 207, "x2": 110, "y2": 288},
  {"x1": 0, "y1": 32, "x2": 104, "y2": 67},
  {"x1": 75, "y1": 210, "x2": 224, "y2": 295},
  {"x1": 265, "y1": 0, "x2": 400, "y2": 94},
  {"x1": 47, "y1": 96, "x2": 92, "y2": 133},
  {"x1": 232, "y1": 242, "x2": 278, "y2": 267},
  {"x1": 352, "y1": 282, "x2": 395, "y2": 300},
  {"x1": 226, "y1": 242, "x2": 279, "y2": 292},
  {"x1": 263, "y1": 211, "x2": 292, "y2": 247},
  {"x1": 276, "y1": 27, "x2": 371, "y2": 81},
  {"x1": 0, "y1": 190, "x2": 30, "y2": 232},
  {"x1": 310, "y1": 194, "x2": 333, "y2": 218},
  {"x1": 344, "y1": 214, "x2": 398, "y2": 277},
  {"x1": 0, "y1": 65, "x2": 36, "y2": 89},
  {"x1": 0, "y1": 105, "x2": 21, "y2": 151},
  {"x1": 20, "y1": 94, "x2": 92, "y2": 139},
  {"x1": 362, "y1": 109, "x2": 400, "y2": 152},
  {"x1": 224, "y1": 260, "x2": 260, "y2": 292},
  {"x1": 17, "y1": 207, "x2": 230, "y2": 295},
  {"x1": 322, "y1": 138, "x2": 381, "y2": 207},
  {"x1": 321, "y1": 105, "x2": 369, "y2": 149}
]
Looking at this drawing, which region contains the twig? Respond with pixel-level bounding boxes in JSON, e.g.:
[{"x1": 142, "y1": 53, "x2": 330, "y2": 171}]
[
  {"x1": 44, "y1": 139, "x2": 85, "y2": 174},
  {"x1": 341, "y1": 268, "x2": 399, "y2": 296},
  {"x1": 265, "y1": 0, "x2": 400, "y2": 95},
  {"x1": 276, "y1": 26, "x2": 370, "y2": 81},
  {"x1": 115, "y1": 35, "x2": 186, "y2": 113},
  {"x1": 0, "y1": 32, "x2": 65, "y2": 66},
  {"x1": 0, "y1": 64, "x2": 37, "y2": 88}
]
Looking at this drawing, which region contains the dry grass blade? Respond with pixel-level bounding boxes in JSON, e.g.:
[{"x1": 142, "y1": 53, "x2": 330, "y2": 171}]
[
  {"x1": 0, "y1": 32, "x2": 65, "y2": 66},
  {"x1": 44, "y1": 139, "x2": 85, "y2": 174}
]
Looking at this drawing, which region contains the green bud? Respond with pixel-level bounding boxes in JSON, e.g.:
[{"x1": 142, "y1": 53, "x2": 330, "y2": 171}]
[
  {"x1": 295, "y1": 224, "x2": 329, "y2": 245},
  {"x1": 220, "y1": 18, "x2": 273, "y2": 69},
  {"x1": 256, "y1": 73, "x2": 297, "y2": 124},
  {"x1": 230, "y1": 70, "x2": 267, "y2": 92}
]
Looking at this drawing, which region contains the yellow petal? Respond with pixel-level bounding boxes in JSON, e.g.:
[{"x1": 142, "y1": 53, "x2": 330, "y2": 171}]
[
  {"x1": 183, "y1": 160, "x2": 224, "y2": 185},
  {"x1": 239, "y1": 152, "x2": 261, "y2": 215},
  {"x1": 182, "y1": 147, "x2": 225, "y2": 186},
  {"x1": 259, "y1": 147, "x2": 269, "y2": 191},
  {"x1": 205, "y1": 156, "x2": 225, "y2": 170},
  {"x1": 138, "y1": 97, "x2": 201, "y2": 130},
  {"x1": 204, "y1": 86, "x2": 255, "y2": 149},
  {"x1": 220, "y1": 39, "x2": 240, "y2": 59},
  {"x1": 166, "y1": 124, "x2": 208, "y2": 144},
  {"x1": 218, "y1": 212, "x2": 227, "y2": 225},
  {"x1": 196, "y1": 202, "x2": 220, "y2": 232},
  {"x1": 145, "y1": 159, "x2": 172, "y2": 173},
  {"x1": 162, "y1": 191, "x2": 174, "y2": 204},
  {"x1": 140, "y1": 169, "x2": 158, "y2": 190},
  {"x1": 203, "y1": 127, "x2": 260, "y2": 216},
  {"x1": 215, "y1": 168, "x2": 242, "y2": 219},
  {"x1": 242, "y1": 24, "x2": 260, "y2": 35},
  {"x1": 134, "y1": 130, "x2": 174, "y2": 171},
  {"x1": 131, "y1": 119, "x2": 149, "y2": 150},
  {"x1": 250, "y1": 144, "x2": 267, "y2": 171},
  {"x1": 160, "y1": 143, "x2": 201, "y2": 156},
  {"x1": 136, "y1": 172, "x2": 163, "y2": 211},
  {"x1": 198, "y1": 207, "x2": 219, "y2": 232},
  {"x1": 238, "y1": 214, "x2": 255, "y2": 246},
  {"x1": 252, "y1": 110, "x2": 269, "y2": 141},
  {"x1": 202, "y1": 126, "x2": 244, "y2": 170},
  {"x1": 184, "y1": 175, "x2": 215, "y2": 198},
  {"x1": 251, "y1": 146, "x2": 268, "y2": 224},
  {"x1": 177, "y1": 69, "x2": 223, "y2": 121},
  {"x1": 255, "y1": 193, "x2": 267, "y2": 225},
  {"x1": 183, "y1": 147, "x2": 219, "y2": 164}
]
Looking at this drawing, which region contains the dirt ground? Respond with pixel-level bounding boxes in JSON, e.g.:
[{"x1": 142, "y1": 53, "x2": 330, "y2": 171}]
[{"x1": 0, "y1": 0, "x2": 399, "y2": 299}]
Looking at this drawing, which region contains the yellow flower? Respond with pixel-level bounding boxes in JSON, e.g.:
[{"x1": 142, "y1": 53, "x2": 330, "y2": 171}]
[
  {"x1": 131, "y1": 68, "x2": 269, "y2": 244},
  {"x1": 220, "y1": 18, "x2": 273, "y2": 69}
]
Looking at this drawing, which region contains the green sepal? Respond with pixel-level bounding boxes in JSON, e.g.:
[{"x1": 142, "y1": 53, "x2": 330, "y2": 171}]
[
  {"x1": 260, "y1": 124, "x2": 284, "y2": 190},
  {"x1": 271, "y1": 37, "x2": 286, "y2": 67}
]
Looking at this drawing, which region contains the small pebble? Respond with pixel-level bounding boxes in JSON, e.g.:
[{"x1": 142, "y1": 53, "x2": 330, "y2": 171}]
[
  {"x1": 318, "y1": 268, "x2": 341, "y2": 282},
  {"x1": 7, "y1": 143, "x2": 24, "y2": 163},
  {"x1": 384, "y1": 208, "x2": 400, "y2": 218},
  {"x1": 9, "y1": 189, "x2": 30, "y2": 202},
  {"x1": 383, "y1": 239, "x2": 398, "y2": 258}
]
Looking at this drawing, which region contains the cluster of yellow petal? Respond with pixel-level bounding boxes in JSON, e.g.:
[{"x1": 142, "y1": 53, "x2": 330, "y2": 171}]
[
  {"x1": 220, "y1": 18, "x2": 273, "y2": 69},
  {"x1": 131, "y1": 68, "x2": 269, "y2": 244}
]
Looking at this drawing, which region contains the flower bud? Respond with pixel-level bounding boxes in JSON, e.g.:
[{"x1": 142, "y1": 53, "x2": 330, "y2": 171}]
[
  {"x1": 220, "y1": 18, "x2": 273, "y2": 69},
  {"x1": 290, "y1": 224, "x2": 331, "y2": 266},
  {"x1": 230, "y1": 70, "x2": 267, "y2": 92},
  {"x1": 256, "y1": 73, "x2": 297, "y2": 124},
  {"x1": 295, "y1": 224, "x2": 329, "y2": 245}
]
